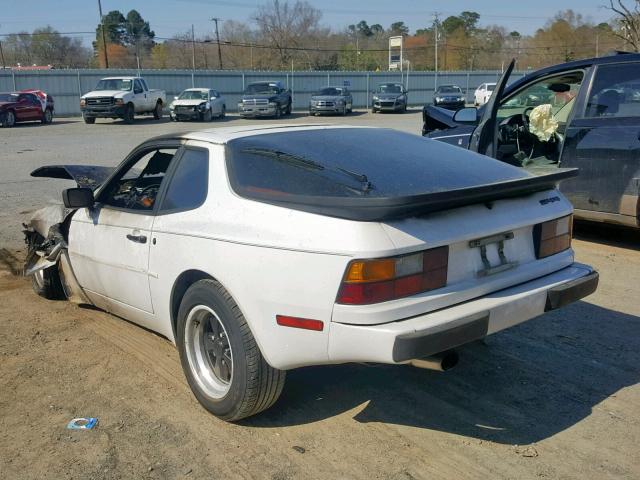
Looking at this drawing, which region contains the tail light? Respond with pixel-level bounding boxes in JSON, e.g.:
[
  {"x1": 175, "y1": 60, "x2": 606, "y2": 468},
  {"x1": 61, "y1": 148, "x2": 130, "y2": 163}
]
[
  {"x1": 336, "y1": 246, "x2": 449, "y2": 305},
  {"x1": 533, "y1": 215, "x2": 573, "y2": 259}
]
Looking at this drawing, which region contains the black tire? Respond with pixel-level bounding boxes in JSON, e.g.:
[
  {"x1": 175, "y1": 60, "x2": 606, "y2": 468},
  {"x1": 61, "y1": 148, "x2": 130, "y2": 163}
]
[
  {"x1": 371, "y1": 108, "x2": 377, "y2": 114},
  {"x1": 203, "y1": 108, "x2": 212, "y2": 122},
  {"x1": 219, "y1": 105, "x2": 226, "y2": 119},
  {"x1": 83, "y1": 114, "x2": 95, "y2": 124},
  {"x1": 176, "y1": 279, "x2": 285, "y2": 421},
  {"x1": 153, "y1": 101, "x2": 163, "y2": 120},
  {"x1": 2, "y1": 110, "x2": 16, "y2": 127},
  {"x1": 25, "y1": 238, "x2": 66, "y2": 300},
  {"x1": 274, "y1": 105, "x2": 281, "y2": 119},
  {"x1": 123, "y1": 104, "x2": 135, "y2": 124},
  {"x1": 42, "y1": 108, "x2": 53, "y2": 124},
  {"x1": 285, "y1": 100, "x2": 292, "y2": 115},
  {"x1": 340, "y1": 105, "x2": 347, "y2": 116}
]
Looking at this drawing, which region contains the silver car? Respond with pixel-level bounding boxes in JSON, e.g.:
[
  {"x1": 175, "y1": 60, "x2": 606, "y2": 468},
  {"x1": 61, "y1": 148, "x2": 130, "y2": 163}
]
[
  {"x1": 309, "y1": 86, "x2": 353, "y2": 115},
  {"x1": 170, "y1": 88, "x2": 226, "y2": 122}
]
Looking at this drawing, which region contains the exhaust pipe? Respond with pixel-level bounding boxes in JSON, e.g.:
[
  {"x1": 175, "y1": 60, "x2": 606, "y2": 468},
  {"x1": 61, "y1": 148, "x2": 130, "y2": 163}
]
[{"x1": 410, "y1": 350, "x2": 459, "y2": 371}]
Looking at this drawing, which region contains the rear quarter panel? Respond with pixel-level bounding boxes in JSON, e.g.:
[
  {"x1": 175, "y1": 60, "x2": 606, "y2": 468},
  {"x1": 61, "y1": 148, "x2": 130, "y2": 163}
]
[{"x1": 148, "y1": 142, "x2": 395, "y2": 369}]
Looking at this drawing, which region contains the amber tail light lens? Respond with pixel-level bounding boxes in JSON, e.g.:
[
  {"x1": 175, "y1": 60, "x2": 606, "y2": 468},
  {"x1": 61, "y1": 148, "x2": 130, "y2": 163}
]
[
  {"x1": 336, "y1": 246, "x2": 449, "y2": 305},
  {"x1": 533, "y1": 215, "x2": 573, "y2": 259}
]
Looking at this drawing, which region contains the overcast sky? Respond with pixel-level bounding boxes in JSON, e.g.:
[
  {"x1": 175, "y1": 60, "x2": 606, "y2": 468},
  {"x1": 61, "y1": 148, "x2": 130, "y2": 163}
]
[{"x1": 0, "y1": 0, "x2": 614, "y2": 43}]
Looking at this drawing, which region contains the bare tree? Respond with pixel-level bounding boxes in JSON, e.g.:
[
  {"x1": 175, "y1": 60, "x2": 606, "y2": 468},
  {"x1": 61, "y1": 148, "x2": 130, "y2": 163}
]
[
  {"x1": 606, "y1": 0, "x2": 640, "y2": 51},
  {"x1": 253, "y1": 0, "x2": 322, "y2": 68}
]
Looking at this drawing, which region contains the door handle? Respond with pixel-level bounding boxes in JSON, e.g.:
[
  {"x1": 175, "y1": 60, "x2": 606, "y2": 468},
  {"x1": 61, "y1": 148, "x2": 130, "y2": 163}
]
[{"x1": 126, "y1": 234, "x2": 147, "y2": 244}]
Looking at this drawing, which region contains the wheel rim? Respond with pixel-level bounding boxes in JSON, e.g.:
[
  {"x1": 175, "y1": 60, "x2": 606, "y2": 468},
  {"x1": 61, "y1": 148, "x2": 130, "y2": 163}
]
[
  {"x1": 184, "y1": 305, "x2": 233, "y2": 399},
  {"x1": 7, "y1": 111, "x2": 15, "y2": 126},
  {"x1": 45, "y1": 110, "x2": 52, "y2": 123}
]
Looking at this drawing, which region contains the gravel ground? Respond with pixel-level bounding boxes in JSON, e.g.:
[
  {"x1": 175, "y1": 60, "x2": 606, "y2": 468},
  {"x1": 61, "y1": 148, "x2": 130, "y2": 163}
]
[{"x1": 0, "y1": 111, "x2": 638, "y2": 480}]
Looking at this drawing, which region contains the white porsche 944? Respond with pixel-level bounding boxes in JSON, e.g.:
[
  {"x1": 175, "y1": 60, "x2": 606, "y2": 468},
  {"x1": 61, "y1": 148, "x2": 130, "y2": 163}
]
[{"x1": 24, "y1": 125, "x2": 598, "y2": 421}]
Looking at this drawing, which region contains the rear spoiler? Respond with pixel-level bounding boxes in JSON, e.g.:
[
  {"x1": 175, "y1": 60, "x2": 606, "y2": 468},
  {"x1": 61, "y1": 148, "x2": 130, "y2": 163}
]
[
  {"x1": 244, "y1": 168, "x2": 579, "y2": 222},
  {"x1": 31, "y1": 165, "x2": 115, "y2": 189}
]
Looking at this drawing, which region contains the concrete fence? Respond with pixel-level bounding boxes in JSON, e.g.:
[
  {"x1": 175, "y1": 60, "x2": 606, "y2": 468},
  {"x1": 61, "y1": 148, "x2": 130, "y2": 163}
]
[{"x1": 0, "y1": 69, "x2": 526, "y2": 116}]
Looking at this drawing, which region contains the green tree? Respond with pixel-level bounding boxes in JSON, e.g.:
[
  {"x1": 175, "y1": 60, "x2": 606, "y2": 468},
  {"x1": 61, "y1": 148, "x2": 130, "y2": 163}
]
[{"x1": 389, "y1": 21, "x2": 409, "y2": 36}]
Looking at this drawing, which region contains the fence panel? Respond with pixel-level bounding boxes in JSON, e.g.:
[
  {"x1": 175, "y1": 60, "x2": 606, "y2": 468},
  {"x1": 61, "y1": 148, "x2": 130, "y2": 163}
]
[{"x1": 0, "y1": 69, "x2": 527, "y2": 116}]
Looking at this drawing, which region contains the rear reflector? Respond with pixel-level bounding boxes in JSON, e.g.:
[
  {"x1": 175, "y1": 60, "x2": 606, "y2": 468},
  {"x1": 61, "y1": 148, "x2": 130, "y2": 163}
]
[
  {"x1": 337, "y1": 246, "x2": 449, "y2": 305},
  {"x1": 276, "y1": 315, "x2": 324, "y2": 331},
  {"x1": 533, "y1": 215, "x2": 573, "y2": 259}
]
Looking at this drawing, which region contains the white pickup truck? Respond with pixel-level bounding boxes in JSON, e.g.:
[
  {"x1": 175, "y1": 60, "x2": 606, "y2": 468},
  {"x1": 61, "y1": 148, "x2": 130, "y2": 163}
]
[{"x1": 80, "y1": 76, "x2": 166, "y2": 124}]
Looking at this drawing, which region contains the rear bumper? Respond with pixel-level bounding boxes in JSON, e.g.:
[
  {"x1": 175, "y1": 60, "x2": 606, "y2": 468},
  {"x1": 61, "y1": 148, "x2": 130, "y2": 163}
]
[{"x1": 328, "y1": 263, "x2": 598, "y2": 364}]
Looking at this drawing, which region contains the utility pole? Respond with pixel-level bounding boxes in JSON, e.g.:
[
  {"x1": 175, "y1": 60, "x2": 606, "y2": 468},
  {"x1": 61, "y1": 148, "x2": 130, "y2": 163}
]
[
  {"x1": 97, "y1": 0, "x2": 109, "y2": 68},
  {"x1": 191, "y1": 24, "x2": 196, "y2": 71},
  {"x1": 210, "y1": 17, "x2": 223, "y2": 69},
  {"x1": 434, "y1": 12, "x2": 440, "y2": 90}
]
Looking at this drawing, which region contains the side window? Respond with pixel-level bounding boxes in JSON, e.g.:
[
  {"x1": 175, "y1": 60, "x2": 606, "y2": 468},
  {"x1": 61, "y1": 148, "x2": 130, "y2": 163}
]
[
  {"x1": 497, "y1": 71, "x2": 583, "y2": 124},
  {"x1": 586, "y1": 63, "x2": 640, "y2": 118},
  {"x1": 160, "y1": 148, "x2": 209, "y2": 212},
  {"x1": 140, "y1": 78, "x2": 149, "y2": 91},
  {"x1": 100, "y1": 148, "x2": 178, "y2": 211},
  {"x1": 134, "y1": 80, "x2": 143, "y2": 94}
]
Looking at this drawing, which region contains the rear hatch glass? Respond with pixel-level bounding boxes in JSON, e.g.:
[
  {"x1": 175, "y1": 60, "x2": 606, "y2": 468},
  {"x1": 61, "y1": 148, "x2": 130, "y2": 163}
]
[{"x1": 225, "y1": 128, "x2": 573, "y2": 220}]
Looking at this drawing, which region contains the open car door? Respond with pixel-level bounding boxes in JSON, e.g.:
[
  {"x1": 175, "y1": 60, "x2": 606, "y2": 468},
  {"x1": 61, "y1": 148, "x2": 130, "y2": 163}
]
[{"x1": 469, "y1": 59, "x2": 516, "y2": 157}]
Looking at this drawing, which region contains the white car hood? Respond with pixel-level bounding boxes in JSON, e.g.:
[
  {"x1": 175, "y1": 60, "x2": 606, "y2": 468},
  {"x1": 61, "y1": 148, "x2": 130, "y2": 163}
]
[
  {"x1": 173, "y1": 99, "x2": 207, "y2": 107},
  {"x1": 83, "y1": 90, "x2": 130, "y2": 98}
]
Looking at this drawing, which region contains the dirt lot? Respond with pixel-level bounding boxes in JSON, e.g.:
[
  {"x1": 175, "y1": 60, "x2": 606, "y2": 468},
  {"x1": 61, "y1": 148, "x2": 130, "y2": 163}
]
[{"x1": 1, "y1": 114, "x2": 639, "y2": 480}]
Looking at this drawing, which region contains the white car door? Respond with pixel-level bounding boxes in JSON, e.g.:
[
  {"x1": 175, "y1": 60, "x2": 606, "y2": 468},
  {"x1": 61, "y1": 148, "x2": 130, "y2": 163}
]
[
  {"x1": 133, "y1": 79, "x2": 147, "y2": 113},
  {"x1": 68, "y1": 145, "x2": 181, "y2": 320},
  {"x1": 210, "y1": 90, "x2": 222, "y2": 115}
]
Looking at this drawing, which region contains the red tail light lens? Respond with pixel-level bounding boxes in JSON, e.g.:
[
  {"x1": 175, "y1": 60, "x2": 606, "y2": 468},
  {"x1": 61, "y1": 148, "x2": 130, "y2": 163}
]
[
  {"x1": 533, "y1": 215, "x2": 573, "y2": 259},
  {"x1": 336, "y1": 246, "x2": 449, "y2": 305}
]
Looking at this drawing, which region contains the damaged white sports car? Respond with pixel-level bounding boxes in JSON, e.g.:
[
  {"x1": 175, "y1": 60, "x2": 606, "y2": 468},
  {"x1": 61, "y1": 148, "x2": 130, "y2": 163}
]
[{"x1": 24, "y1": 125, "x2": 598, "y2": 421}]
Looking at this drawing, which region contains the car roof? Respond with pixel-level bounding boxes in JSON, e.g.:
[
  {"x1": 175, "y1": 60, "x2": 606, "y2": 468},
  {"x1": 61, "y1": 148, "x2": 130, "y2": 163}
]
[{"x1": 146, "y1": 124, "x2": 373, "y2": 146}]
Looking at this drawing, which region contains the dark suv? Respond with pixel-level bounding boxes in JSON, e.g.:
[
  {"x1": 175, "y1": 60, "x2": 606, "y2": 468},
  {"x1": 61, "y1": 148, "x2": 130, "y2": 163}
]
[
  {"x1": 422, "y1": 52, "x2": 640, "y2": 229},
  {"x1": 238, "y1": 81, "x2": 292, "y2": 118}
]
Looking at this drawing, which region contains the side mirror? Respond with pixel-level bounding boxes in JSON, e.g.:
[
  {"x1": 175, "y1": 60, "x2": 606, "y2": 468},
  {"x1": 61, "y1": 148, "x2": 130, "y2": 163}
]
[
  {"x1": 62, "y1": 187, "x2": 94, "y2": 209},
  {"x1": 453, "y1": 107, "x2": 479, "y2": 124},
  {"x1": 174, "y1": 96, "x2": 179, "y2": 100}
]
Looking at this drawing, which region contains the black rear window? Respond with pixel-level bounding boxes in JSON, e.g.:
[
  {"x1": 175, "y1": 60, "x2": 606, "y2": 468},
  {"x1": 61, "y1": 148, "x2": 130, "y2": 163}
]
[{"x1": 225, "y1": 128, "x2": 528, "y2": 200}]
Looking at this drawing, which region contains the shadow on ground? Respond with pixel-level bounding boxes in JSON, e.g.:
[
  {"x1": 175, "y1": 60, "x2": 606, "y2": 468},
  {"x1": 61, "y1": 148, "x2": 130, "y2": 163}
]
[{"x1": 243, "y1": 300, "x2": 638, "y2": 445}]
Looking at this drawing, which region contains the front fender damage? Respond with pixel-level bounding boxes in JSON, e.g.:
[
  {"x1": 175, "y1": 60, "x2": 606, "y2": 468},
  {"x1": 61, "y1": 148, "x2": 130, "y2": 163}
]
[{"x1": 23, "y1": 205, "x2": 89, "y2": 304}]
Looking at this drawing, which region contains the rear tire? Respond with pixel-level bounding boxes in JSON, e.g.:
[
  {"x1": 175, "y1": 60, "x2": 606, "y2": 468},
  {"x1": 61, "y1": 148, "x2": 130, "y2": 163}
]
[
  {"x1": 83, "y1": 114, "x2": 95, "y2": 124},
  {"x1": 285, "y1": 101, "x2": 292, "y2": 115},
  {"x1": 177, "y1": 279, "x2": 285, "y2": 421},
  {"x1": 219, "y1": 105, "x2": 226, "y2": 119},
  {"x1": 2, "y1": 110, "x2": 15, "y2": 127},
  {"x1": 153, "y1": 101, "x2": 163, "y2": 120}
]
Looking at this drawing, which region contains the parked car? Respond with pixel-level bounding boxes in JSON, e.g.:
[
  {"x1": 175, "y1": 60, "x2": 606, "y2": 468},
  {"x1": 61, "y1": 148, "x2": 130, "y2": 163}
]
[
  {"x1": 80, "y1": 76, "x2": 166, "y2": 124},
  {"x1": 309, "y1": 86, "x2": 353, "y2": 115},
  {"x1": 371, "y1": 83, "x2": 408, "y2": 113},
  {"x1": 238, "y1": 81, "x2": 292, "y2": 118},
  {"x1": 433, "y1": 85, "x2": 466, "y2": 110},
  {"x1": 474, "y1": 82, "x2": 496, "y2": 106},
  {"x1": 422, "y1": 52, "x2": 640, "y2": 229},
  {"x1": 25, "y1": 124, "x2": 597, "y2": 421},
  {"x1": 169, "y1": 88, "x2": 226, "y2": 122},
  {"x1": 0, "y1": 90, "x2": 54, "y2": 127}
]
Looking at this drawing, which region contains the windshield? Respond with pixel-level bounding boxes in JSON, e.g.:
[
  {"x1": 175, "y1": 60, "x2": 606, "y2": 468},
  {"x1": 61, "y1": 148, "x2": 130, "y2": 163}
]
[
  {"x1": 178, "y1": 90, "x2": 208, "y2": 100},
  {"x1": 316, "y1": 87, "x2": 343, "y2": 96},
  {"x1": 0, "y1": 93, "x2": 18, "y2": 102},
  {"x1": 245, "y1": 83, "x2": 279, "y2": 95},
  {"x1": 95, "y1": 79, "x2": 132, "y2": 91},
  {"x1": 437, "y1": 86, "x2": 462, "y2": 94},
  {"x1": 376, "y1": 84, "x2": 403, "y2": 94}
]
